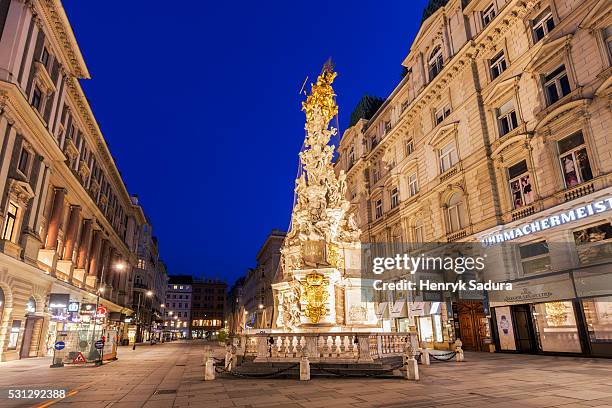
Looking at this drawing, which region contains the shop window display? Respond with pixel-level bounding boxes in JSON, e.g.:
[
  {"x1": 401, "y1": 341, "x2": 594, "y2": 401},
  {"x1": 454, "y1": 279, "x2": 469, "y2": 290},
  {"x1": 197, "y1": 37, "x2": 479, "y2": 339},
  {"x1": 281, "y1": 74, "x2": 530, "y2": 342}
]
[
  {"x1": 582, "y1": 296, "x2": 612, "y2": 343},
  {"x1": 8, "y1": 320, "x2": 21, "y2": 349},
  {"x1": 533, "y1": 301, "x2": 581, "y2": 352}
]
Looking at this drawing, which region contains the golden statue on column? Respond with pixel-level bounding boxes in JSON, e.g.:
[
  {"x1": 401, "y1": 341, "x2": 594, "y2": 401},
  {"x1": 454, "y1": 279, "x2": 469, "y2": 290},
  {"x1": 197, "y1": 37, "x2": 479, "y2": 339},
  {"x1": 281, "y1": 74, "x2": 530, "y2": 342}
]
[{"x1": 272, "y1": 63, "x2": 376, "y2": 332}]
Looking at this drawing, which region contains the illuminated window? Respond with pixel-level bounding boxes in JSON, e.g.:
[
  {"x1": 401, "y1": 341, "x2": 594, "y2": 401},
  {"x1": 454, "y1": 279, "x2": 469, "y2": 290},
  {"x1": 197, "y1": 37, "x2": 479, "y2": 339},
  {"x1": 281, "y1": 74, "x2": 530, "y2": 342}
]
[
  {"x1": 508, "y1": 160, "x2": 533, "y2": 209},
  {"x1": 558, "y1": 132, "x2": 592, "y2": 188},
  {"x1": 2, "y1": 203, "x2": 18, "y2": 241}
]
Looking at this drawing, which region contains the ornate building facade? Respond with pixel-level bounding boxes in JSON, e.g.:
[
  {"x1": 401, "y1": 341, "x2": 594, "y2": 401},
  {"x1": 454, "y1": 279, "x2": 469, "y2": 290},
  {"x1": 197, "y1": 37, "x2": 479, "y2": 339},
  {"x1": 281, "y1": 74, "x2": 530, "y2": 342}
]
[
  {"x1": 0, "y1": 0, "x2": 149, "y2": 360},
  {"x1": 336, "y1": 0, "x2": 611, "y2": 355}
]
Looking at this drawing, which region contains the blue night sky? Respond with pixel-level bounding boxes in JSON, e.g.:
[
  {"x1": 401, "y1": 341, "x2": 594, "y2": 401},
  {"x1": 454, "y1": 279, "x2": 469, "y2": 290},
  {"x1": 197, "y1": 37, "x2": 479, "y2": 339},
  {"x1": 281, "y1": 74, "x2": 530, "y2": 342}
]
[{"x1": 62, "y1": 1, "x2": 429, "y2": 284}]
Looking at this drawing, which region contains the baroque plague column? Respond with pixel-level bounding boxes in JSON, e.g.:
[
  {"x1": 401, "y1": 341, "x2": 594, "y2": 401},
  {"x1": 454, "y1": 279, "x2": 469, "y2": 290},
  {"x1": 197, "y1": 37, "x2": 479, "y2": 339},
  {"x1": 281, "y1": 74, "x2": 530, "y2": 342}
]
[{"x1": 272, "y1": 65, "x2": 377, "y2": 332}]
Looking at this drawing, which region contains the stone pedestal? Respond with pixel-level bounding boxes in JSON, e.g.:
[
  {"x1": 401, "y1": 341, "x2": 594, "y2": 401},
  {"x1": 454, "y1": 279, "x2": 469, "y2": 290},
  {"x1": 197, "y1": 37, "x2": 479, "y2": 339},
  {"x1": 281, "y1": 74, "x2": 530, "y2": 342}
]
[
  {"x1": 0, "y1": 239, "x2": 21, "y2": 259},
  {"x1": 21, "y1": 232, "x2": 42, "y2": 265},
  {"x1": 401, "y1": 358, "x2": 419, "y2": 380},
  {"x1": 85, "y1": 275, "x2": 97, "y2": 289},
  {"x1": 37, "y1": 248, "x2": 57, "y2": 273},
  {"x1": 56, "y1": 260, "x2": 73, "y2": 281},
  {"x1": 300, "y1": 356, "x2": 310, "y2": 381},
  {"x1": 72, "y1": 269, "x2": 86, "y2": 287}
]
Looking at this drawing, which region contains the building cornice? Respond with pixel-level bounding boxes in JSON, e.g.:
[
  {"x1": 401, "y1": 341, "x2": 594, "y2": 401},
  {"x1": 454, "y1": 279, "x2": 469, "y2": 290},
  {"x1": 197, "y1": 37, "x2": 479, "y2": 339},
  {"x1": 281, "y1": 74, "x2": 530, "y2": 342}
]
[
  {"x1": 64, "y1": 77, "x2": 134, "y2": 211},
  {"x1": 34, "y1": 0, "x2": 90, "y2": 79}
]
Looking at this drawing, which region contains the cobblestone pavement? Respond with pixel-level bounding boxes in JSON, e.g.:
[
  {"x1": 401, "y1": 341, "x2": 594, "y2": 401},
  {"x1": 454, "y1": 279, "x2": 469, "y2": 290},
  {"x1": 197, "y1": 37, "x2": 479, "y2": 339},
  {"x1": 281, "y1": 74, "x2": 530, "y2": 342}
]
[{"x1": 0, "y1": 340, "x2": 612, "y2": 408}]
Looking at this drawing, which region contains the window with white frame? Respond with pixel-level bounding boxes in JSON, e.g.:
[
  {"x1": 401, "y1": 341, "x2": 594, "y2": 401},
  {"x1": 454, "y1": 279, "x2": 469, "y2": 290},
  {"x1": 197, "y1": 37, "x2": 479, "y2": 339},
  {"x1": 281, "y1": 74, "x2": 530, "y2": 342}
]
[
  {"x1": 390, "y1": 188, "x2": 399, "y2": 209},
  {"x1": 482, "y1": 3, "x2": 496, "y2": 27},
  {"x1": 446, "y1": 193, "x2": 466, "y2": 233},
  {"x1": 558, "y1": 132, "x2": 593, "y2": 188},
  {"x1": 434, "y1": 105, "x2": 451, "y2": 126},
  {"x1": 544, "y1": 65, "x2": 571, "y2": 105},
  {"x1": 405, "y1": 138, "x2": 414, "y2": 157},
  {"x1": 408, "y1": 173, "x2": 418, "y2": 196},
  {"x1": 2, "y1": 203, "x2": 18, "y2": 241},
  {"x1": 375, "y1": 199, "x2": 383, "y2": 219},
  {"x1": 428, "y1": 46, "x2": 444, "y2": 81},
  {"x1": 532, "y1": 9, "x2": 555, "y2": 43},
  {"x1": 508, "y1": 160, "x2": 534, "y2": 209},
  {"x1": 490, "y1": 51, "x2": 507, "y2": 80},
  {"x1": 439, "y1": 141, "x2": 458, "y2": 173},
  {"x1": 414, "y1": 219, "x2": 424, "y2": 244},
  {"x1": 497, "y1": 99, "x2": 518, "y2": 136},
  {"x1": 519, "y1": 241, "x2": 551, "y2": 274}
]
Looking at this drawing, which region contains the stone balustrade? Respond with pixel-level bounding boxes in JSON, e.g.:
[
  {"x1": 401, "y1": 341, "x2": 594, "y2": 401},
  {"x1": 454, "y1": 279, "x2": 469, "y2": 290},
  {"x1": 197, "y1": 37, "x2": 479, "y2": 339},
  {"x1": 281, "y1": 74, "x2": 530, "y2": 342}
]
[{"x1": 240, "y1": 332, "x2": 417, "y2": 363}]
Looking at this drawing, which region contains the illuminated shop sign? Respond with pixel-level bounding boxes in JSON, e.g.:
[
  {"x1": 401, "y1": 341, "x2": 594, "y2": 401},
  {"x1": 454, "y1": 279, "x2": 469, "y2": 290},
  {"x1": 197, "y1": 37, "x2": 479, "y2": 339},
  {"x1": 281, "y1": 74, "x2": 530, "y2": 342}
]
[
  {"x1": 48, "y1": 293, "x2": 70, "y2": 309},
  {"x1": 481, "y1": 196, "x2": 612, "y2": 245},
  {"x1": 67, "y1": 301, "x2": 80, "y2": 312},
  {"x1": 80, "y1": 303, "x2": 96, "y2": 314}
]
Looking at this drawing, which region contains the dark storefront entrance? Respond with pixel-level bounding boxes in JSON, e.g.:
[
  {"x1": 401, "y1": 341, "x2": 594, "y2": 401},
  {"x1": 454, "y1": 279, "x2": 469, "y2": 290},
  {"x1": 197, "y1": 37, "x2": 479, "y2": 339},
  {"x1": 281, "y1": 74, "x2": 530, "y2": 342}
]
[
  {"x1": 510, "y1": 305, "x2": 537, "y2": 352},
  {"x1": 20, "y1": 316, "x2": 43, "y2": 358}
]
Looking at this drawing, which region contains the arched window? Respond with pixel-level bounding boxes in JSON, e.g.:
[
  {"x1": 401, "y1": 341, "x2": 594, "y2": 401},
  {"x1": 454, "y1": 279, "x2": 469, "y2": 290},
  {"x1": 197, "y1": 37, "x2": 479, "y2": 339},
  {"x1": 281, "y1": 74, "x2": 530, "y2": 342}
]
[
  {"x1": 25, "y1": 296, "x2": 36, "y2": 315},
  {"x1": 446, "y1": 193, "x2": 466, "y2": 233},
  {"x1": 428, "y1": 45, "x2": 444, "y2": 81}
]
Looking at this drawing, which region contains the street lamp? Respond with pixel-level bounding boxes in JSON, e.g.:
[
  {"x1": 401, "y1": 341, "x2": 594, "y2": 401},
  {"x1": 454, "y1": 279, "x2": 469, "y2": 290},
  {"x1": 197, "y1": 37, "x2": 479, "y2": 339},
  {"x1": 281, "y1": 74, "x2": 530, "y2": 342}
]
[
  {"x1": 160, "y1": 304, "x2": 165, "y2": 342},
  {"x1": 91, "y1": 261, "x2": 125, "y2": 366},
  {"x1": 133, "y1": 289, "x2": 153, "y2": 350}
]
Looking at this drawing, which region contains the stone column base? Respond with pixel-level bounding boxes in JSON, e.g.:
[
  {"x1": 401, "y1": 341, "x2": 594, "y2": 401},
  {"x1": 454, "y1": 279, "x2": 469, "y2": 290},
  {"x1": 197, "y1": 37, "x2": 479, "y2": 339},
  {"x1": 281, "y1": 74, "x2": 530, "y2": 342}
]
[
  {"x1": 37, "y1": 249, "x2": 58, "y2": 273},
  {"x1": 56, "y1": 260, "x2": 73, "y2": 282},
  {"x1": 21, "y1": 232, "x2": 42, "y2": 265},
  {"x1": 72, "y1": 269, "x2": 86, "y2": 287},
  {"x1": 85, "y1": 275, "x2": 98, "y2": 289}
]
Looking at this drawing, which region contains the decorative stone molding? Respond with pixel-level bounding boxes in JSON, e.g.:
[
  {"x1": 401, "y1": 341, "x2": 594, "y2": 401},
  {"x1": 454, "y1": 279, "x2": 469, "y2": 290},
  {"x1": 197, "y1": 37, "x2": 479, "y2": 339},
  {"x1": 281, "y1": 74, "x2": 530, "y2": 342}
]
[{"x1": 8, "y1": 179, "x2": 34, "y2": 207}]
